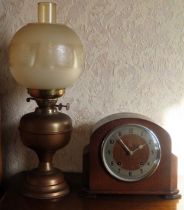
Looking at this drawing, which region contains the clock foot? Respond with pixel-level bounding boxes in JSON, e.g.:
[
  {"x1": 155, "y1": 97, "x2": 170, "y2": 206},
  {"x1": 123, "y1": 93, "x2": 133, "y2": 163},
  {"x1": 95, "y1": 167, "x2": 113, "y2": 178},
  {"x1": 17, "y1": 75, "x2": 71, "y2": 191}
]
[{"x1": 162, "y1": 192, "x2": 182, "y2": 200}]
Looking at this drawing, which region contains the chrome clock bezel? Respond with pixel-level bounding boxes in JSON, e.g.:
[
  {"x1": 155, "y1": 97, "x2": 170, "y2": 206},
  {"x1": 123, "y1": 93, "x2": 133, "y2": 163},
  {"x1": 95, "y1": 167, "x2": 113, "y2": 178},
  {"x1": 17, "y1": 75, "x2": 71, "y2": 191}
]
[{"x1": 101, "y1": 124, "x2": 161, "y2": 182}]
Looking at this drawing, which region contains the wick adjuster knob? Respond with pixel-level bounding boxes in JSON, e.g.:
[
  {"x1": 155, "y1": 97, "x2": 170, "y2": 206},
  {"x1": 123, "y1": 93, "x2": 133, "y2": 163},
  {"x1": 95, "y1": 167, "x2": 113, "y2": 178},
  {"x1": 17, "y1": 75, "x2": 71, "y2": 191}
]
[{"x1": 56, "y1": 103, "x2": 70, "y2": 111}]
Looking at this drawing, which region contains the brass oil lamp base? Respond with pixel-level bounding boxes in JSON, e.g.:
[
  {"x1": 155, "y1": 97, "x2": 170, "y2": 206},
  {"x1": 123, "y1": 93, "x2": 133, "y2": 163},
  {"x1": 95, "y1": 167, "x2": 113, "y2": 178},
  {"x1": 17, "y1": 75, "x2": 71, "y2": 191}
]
[
  {"x1": 19, "y1": 89, "x2": 72, "y2": 199},
  {"x1": 22, "y1": 169, "x2": 69, "y2": 199}
]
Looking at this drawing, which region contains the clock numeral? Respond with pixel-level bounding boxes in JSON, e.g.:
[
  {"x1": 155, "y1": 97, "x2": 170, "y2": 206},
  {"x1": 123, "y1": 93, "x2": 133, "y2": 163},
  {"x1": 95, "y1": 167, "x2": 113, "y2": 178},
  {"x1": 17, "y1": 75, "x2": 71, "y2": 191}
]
[
  {"x1": 129, "y1": 171, "x2": 132, "y2": 176},
  {"x1": 118, "y1": 168, "x2": 121, "y2": 173},
  {"x1": 107, "y1": 150, "x2": 111, "y2": 155},
  {"x1": 117, "y1": 161, "x2": 121, "y2": 166},
  {"x1": 140, "y1": 161, "x2": 144, "y2": 166},
  {"x1": 111, "y1": 161, "x2": 114, "y2": 166},
  {"x1": 151, "y1": 150, "x2": 154, "y2": 155},
  {"x1": 140, "y1": 168, "x2": 143, "y2": 174},
  {"x1": 140, "y1": 131, "x2": 145, "y2": 137},
  {"x1": 129, "y1": 128, "x2": 134, "y2": 134},
  {"x1": 148, "y1": 139, "x2": 152, "y2": 144},
  {"x1": 110, "y1": 139, "x2": 115, "y2": 144}
]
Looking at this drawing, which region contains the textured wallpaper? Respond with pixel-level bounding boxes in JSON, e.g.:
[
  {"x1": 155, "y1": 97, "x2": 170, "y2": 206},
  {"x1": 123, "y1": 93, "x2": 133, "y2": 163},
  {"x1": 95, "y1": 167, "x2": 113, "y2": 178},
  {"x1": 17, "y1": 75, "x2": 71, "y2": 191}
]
[{"x1": 1, "y1": 0, "x2": 184, "y2": 177}]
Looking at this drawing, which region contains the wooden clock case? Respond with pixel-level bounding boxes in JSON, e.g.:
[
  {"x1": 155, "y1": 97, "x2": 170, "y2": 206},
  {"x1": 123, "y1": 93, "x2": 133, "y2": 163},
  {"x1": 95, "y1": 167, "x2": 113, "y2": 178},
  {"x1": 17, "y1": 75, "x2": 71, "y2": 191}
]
[{"x1": 83, "y1": 113, "x2": 180, "y2": 198}]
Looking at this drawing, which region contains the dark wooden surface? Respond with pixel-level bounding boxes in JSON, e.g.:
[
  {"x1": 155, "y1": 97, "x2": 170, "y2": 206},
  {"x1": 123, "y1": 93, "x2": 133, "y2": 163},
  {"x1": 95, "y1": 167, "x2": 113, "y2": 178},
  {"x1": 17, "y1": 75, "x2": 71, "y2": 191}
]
[{"x1": 0, "y1": 173, "x2": 183, "y2": 210}]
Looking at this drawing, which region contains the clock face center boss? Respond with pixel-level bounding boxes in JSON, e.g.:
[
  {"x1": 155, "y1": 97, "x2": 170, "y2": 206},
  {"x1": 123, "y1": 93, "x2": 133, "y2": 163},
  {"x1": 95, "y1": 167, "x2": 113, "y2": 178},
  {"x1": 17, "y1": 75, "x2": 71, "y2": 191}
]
[
  {"x1": 101, "y1": 124, "x2": 161, "y2": 182},
  {"x1": 83, "y1": 113, "x2": 180, "y2": 198}
]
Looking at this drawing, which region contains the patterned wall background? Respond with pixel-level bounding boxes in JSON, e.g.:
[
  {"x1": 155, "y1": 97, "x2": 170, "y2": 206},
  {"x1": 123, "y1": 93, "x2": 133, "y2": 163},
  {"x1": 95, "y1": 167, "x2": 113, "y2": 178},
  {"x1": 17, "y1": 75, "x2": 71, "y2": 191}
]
[{"x1": 0, "y1": 0, "x2": 184, "y2": 177}]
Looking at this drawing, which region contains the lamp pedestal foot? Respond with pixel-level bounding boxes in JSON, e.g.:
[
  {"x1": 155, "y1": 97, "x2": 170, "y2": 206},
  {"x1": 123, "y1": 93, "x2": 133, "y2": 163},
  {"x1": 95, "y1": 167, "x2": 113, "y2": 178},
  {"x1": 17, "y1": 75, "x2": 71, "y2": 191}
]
[{"x1": 21, "y1": 168, "x2": 69, "y2": 199}]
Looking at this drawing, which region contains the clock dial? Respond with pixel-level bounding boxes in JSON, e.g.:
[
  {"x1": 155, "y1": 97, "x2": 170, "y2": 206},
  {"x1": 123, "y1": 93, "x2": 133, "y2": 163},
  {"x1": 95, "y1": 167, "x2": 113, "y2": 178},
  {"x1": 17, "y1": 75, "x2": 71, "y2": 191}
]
[{"x1": 101, "y1": 124, "x2": 161, "y2": 182}]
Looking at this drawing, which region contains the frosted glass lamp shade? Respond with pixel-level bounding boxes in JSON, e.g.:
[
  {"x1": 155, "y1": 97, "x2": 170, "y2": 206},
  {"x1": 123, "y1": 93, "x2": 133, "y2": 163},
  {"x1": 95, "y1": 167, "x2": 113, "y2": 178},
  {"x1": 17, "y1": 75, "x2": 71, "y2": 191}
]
[{"x1": 8, "y1": 3, "x2": 84, "y2": 89}]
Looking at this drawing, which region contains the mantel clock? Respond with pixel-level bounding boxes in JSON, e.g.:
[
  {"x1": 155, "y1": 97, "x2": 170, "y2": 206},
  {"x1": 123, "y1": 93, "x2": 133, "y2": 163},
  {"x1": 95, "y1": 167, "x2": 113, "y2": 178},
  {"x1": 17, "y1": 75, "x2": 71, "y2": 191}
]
[{"x1": 83, "y1": 113, "x2": 180, "y2": 199}]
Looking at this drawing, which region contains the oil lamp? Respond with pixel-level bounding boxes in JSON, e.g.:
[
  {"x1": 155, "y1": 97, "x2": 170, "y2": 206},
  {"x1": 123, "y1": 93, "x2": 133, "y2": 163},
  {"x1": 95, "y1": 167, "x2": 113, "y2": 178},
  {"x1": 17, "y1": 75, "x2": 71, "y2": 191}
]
[{"x1": 8, "y1": 2, "x2": 84, "y2": 199}]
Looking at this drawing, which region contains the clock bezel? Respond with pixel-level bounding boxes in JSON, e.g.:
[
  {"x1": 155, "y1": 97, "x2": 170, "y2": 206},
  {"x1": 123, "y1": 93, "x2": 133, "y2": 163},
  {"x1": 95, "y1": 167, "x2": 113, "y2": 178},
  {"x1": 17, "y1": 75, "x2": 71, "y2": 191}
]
[{"x1": 101, "y1": 124, "x2": 161, "y2": 182}]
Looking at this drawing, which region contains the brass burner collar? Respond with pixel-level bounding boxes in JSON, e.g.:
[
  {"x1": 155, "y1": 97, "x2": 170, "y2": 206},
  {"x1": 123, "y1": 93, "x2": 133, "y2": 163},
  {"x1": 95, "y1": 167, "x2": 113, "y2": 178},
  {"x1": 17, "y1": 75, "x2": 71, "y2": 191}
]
[{"x1": 28, "y1": 89, "x2": 65, "y2": 99}]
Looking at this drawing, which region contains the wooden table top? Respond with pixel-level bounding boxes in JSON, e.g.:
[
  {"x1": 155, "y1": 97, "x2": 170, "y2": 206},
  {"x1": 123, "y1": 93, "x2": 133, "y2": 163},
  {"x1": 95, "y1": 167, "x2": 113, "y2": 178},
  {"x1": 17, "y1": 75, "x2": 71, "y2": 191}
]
[{"x1": 0, "y1": 174, "x2": 183, "y2": 210}]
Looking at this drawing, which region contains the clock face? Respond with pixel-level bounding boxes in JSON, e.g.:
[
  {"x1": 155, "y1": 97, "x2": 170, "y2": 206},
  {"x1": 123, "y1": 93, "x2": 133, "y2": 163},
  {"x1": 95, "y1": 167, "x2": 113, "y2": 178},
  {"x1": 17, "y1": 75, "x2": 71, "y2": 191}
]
[{"x1": 101, "y1": 124, "x2": 161, "y2": 182}]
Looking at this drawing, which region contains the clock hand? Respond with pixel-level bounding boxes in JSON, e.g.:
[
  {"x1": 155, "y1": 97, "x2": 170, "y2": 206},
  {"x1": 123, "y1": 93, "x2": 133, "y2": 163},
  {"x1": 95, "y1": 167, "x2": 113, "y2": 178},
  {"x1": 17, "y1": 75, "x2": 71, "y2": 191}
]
[
  {"x1": 132, "y1": 144, "x2": 146, "y2": 154},
  {"x1": 117, "y1": 136, "x2": 133, "y2": 156}
]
